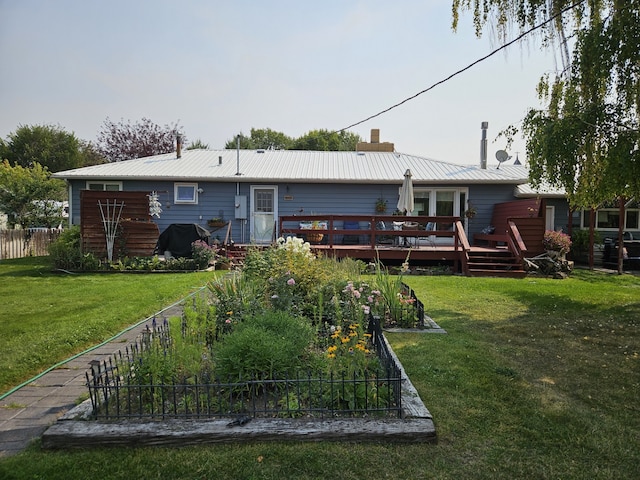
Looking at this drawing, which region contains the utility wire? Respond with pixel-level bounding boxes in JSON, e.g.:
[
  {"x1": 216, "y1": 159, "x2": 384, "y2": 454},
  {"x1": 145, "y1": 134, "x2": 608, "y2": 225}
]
[{"x1": 337, "y1": 0, "x2": 585, "y2": 132}]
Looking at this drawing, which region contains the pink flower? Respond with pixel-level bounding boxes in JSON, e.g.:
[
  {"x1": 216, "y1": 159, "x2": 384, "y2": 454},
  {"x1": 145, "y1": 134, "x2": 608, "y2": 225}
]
[
  {"x1": 287, "y1": 278, "x2": 296, "y2": 286},
  {"x1": 225, "y1": 319, "x2": 231, "y2": 324},
  {"x1": 362, "y1": 305, "x2": 370, "y2": 315}
]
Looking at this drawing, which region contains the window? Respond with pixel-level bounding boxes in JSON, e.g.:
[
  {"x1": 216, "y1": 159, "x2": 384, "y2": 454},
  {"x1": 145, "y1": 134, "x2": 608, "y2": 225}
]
[
  {"x1": 413, "y1": 188, "x2": 466, "y2": 217},
  {"x1": 174, "y1": 183, "x2": 199, "y2": 204},
  {"x1": 86, "y1": 181, "x2": 122, "y2": 191},
  {"x1": 582, "y1": 208, "x2": 640, "y2": 230}
]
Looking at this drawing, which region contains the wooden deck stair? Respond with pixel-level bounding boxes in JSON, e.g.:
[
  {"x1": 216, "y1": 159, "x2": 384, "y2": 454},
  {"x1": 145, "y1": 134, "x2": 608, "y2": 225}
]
[{"x1": 467, "y1": 248, "x2": 527, "y2": 278}]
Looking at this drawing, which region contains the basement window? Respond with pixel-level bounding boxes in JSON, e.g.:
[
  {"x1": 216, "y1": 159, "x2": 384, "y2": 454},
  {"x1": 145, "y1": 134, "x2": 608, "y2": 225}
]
[{"x1": 174, "y1": 183, "x2": 199, "y2": 204}]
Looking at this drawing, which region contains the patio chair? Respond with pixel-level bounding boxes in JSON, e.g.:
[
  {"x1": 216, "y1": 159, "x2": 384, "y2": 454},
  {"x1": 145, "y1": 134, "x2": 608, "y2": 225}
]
[{"x1": 342, "y1": 221, "x2": 361, "y2": 245}]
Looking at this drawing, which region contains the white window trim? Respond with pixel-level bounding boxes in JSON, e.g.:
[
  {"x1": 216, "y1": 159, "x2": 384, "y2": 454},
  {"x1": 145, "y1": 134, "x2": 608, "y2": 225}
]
[
  {"x1": 174, "y1": 182, "x2": 199, "y2": 204},
  {"x1": 581, "y1": 208, "x2": 640, "y2": 231},
  {"x1": 412, "y1": 187, "x2": 468, "y2": 216},
  {"x1": 85, "y1": 181, "x2": 123, "y2": 191}
]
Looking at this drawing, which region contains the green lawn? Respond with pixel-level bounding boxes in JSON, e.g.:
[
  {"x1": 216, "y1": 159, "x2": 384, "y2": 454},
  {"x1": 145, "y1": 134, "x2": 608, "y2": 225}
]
[
  {"x1": 0, "y1": 256, "x2": 216, "y2": 395},
  {"x1": 1, "y1": 259, "x2": 639, "y2": 479}
]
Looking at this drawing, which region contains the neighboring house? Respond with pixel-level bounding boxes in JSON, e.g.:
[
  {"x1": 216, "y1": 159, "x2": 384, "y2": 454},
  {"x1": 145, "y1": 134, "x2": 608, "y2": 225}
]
[
  {"x1": 514, "y1": 181, "x2": 640, "y2": 241},
  {"x1": 53, "y1": 146, "x2": 552, "y2": 245}
]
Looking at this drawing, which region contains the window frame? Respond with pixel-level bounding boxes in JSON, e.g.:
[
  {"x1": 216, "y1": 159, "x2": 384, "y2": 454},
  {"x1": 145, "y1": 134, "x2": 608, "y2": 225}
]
[
  {"x1": 581, "y1": 208, "x2": 640, "y2": 231},
  {"x1": 86, "y1": 181, "x2": 122, "y2": 191},
  {"x1": 174, "y1": 182, "x2": 199, "y2": 204}
]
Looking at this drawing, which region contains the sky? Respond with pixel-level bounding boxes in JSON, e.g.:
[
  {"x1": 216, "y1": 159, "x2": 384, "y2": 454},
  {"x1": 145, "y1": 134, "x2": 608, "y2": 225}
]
[{"x1": 0, "y1": 0, "x2": 561, "y2": 166}]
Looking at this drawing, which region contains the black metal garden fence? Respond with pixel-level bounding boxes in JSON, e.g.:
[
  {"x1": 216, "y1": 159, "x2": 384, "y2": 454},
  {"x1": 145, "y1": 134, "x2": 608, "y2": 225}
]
[{"x1": 86, "y1": 315, "x2": 403, "y2": 420}]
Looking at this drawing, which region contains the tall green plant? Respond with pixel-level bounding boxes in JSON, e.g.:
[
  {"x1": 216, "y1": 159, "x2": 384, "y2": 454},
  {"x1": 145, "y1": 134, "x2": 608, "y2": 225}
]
[
  {"x1": 214, "y1": 311, "x2": 315, "y2": 379},
  {"x1": 48, "y1": 225, "x2": 100, "y2": 270}
]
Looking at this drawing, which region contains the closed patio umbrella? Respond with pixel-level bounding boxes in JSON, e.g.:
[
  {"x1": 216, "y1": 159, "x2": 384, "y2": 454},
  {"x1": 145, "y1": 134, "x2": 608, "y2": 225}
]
[{"x1": 397, "y1": 169, "x2": 414, "y2": 215}]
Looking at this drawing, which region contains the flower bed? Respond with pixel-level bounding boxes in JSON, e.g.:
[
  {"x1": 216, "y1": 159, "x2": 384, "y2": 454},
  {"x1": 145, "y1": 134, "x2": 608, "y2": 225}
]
[
  {"x1": 86, "y1": 315, "x2": 402, "y2": 419},
  {"x1": 85, "y1": 238, "x2": 424, "y2": 420}
]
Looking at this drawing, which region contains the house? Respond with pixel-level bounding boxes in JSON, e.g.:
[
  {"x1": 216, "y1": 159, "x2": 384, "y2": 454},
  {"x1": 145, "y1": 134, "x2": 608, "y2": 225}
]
[
  {"x1": 53, "y1": 145, "x2": 550, "y2": 244},
  {"x1": 62, "y1": 130, "x2": 627, "y2": 275}
]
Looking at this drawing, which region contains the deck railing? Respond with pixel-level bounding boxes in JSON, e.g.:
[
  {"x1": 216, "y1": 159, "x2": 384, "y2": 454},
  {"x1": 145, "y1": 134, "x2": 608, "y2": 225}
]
[
  {"x1": 278, "y1": 214, "x2": 462, "y2": 249},
  {"x1": 506, "y1": 220, "x2": 528, "y2": 263}
]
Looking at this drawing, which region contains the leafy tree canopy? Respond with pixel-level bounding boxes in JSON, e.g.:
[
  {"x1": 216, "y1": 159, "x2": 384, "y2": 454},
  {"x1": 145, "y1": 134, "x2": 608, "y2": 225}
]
[
  {"x1": 187, "y1": 139, "x2": 210, "y2": 150},
  {"x1": 452, "y1": 0, "x2": 640, "y2": 209},
  {"x1": 0, "y1": 124, "x2": 85, "y2": 173},
  {"x1": 225, "y1": 128, "x2": 294, "y2": 150},
  {"x1": 293, "y1": 129, "x2": 362, "y2": 151},
  {"x1": 0, "y1": 160, "x2": 66, "y2": 228},
  {"x1": 97, "y1": 117, "x2": 184, "y2": 162},
  {"x1": 225, "y1": 128, "x2": 361, "y2": 151}
]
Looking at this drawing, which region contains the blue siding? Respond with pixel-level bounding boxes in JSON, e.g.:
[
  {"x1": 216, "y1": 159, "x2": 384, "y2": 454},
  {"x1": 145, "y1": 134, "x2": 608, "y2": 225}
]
[
  {"x1": 69, "y1": 180, "x2": 545, "y2": 246},
  {"x1": 466, "y1": 185, "x2": 518, "y2": 239}
]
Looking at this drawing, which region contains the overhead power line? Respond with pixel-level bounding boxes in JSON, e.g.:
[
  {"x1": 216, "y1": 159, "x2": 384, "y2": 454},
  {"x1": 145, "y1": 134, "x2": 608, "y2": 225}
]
[{"x1": 337, "y1": 0, "x2": 585, "y2": 133}]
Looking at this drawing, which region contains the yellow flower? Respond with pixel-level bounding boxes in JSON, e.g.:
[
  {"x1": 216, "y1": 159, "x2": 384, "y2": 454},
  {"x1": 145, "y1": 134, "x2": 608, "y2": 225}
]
[
  {"x1": 331, "y1": 331, "x2": 340, "y2": 339},
  {"x1": 226, "y1": 311, "x2": 233, "y2": 315},
  {"x1": 327, "y1": 345, "x2": 337, "y2": 353},
  {"x1": 327, "y1": 353, "x2": 336, "y2": 359},
  {"x1": 341, "y1": 336, "x2": 350, "y2": 344}
]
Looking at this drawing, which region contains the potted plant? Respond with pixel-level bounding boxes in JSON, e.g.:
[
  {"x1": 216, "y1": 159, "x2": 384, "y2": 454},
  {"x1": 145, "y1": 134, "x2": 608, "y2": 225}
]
[
  {"x1": 306, "y1": 220, "x2": 326, "y2": 244},
  {"x1": 375, "y1": 198, "x2": 387, "y2": 213},
  {"x1": 463, "y1": 206, "x2": 477, "y2": 219},
  {"x1": 543, "y1": 230, "x2": 572, "y2": 259},
  {"x1": 207, "y1": 217, "x2": 226, "y2": 228}
]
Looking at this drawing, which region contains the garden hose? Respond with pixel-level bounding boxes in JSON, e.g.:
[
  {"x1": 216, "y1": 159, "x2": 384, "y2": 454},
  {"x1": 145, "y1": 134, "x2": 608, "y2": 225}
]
[{"x1": 0, "y1": 286, "x2": 207, "y2": 401}]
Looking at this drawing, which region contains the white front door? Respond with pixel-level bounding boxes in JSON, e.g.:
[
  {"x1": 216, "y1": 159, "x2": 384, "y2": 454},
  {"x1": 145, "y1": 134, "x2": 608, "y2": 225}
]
[
  {"x1": 546, "y1": 206, "x2": 555, "y2": 231},
  {"x1": 250, "y1": 186, "x2": 278, "y2": 244}
]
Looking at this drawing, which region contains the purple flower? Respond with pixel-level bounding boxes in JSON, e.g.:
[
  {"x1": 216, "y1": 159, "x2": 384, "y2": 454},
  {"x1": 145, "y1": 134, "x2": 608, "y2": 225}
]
[{"x1": 287, "y1": 278, "x2": 296, "y2": 286}]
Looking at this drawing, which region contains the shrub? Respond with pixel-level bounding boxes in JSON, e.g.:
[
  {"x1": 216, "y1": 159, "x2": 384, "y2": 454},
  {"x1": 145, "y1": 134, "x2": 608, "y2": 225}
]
[
  {"x1": 48, "y1": 226, "x2": 100, "y2": 270},
  {"x1": 191, "y1": 240, "x2": 219, "y2": 269},
  {"x1": 214, "y1": 311, "x2": 315, "y2": 379},
  {"x1": 571, "y1": 229, "x2": 603, "y2": 257},
  {"x1": 543, "y1": 230, "x2": 572, "y2": 254}
]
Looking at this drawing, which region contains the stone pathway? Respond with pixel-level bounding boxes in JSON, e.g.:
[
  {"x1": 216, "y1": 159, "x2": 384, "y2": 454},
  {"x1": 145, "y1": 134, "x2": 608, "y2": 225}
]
[{"x1": 0, "y1": 304, "x2": 183, "y2": 458}]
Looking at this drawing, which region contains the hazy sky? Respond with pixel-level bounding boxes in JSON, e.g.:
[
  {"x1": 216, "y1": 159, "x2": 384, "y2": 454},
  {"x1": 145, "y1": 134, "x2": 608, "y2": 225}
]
[{"x1": 0, "y1": 1, "x2": 561, "y2": 166}]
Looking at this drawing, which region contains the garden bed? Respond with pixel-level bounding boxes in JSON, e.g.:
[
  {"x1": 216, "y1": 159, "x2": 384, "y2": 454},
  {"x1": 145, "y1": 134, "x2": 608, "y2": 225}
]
[
  {"x1": 83, "y1": 315, "x2": 404, "y2": 420},
  {"x1": 43, "y1": 237, "x2": 438, "y2": 447},
  {"x1": 43, "y1": 330, "x2": 435, "y2": 448}
]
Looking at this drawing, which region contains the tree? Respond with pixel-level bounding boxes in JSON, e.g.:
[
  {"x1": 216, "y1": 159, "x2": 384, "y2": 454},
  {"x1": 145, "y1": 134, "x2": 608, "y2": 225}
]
[
  {"x1": 79, "y1": 140, "x2": 108, "y2": 166},
  {"x1": 187, "y1": 139, "x2": 210, "y2": 150},
  {"x1": 453, "y1": 1, "x2": 640, "y2": 273},
  {"x1": 96, "y1": 117, "x2": 185, "y2": 162},
  {"x1": 224, "y1": 128, "x2": 294, "y2": 150},
  {"x1": 1, "y1": 124, "x2": 84, "y2": 172},
  {"x1": 0, "y1": 160, "x2": 66, "y2": 228},
  {"x1": 293, "y1": 129, "x2": 362, "y2": 151},
  {"x1": 225, "y1": 128, "x2": 361, "y2": 151}
]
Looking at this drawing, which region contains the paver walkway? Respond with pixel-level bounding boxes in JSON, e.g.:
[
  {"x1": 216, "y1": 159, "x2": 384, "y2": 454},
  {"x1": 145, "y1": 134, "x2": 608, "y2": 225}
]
[{"x1": 0, "y1": 304, "x2": 183, "y2": 458}]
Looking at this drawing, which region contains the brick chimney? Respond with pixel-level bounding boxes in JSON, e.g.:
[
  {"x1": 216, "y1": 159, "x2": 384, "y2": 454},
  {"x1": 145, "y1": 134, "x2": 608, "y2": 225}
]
[{"x1": 356, "y1": 128, "x2": 394, "y2": 152}]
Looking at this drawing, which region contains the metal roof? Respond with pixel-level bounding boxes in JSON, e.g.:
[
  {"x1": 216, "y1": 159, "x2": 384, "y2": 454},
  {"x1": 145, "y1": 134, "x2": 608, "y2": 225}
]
[
  {"x1": 53, "y1": 149, "x2": 530, "y2": 184},
  {"x1": 514, "y1": 183, "x2": 567, "y2": 198}
]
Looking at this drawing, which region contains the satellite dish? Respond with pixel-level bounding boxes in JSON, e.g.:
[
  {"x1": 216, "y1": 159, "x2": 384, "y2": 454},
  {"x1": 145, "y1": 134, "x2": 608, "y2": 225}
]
[{"x1": 495, "y1": 150, "x2": 511, "y2": 169}]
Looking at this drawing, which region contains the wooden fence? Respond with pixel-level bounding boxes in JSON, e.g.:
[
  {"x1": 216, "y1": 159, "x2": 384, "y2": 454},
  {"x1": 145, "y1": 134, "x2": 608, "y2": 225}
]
[
  {"x1": 0, "y1": 229, "x2": 61, "y2": 260},
  {"x1": 81, "y1": 191, "x2": 159, "y2": 258}
]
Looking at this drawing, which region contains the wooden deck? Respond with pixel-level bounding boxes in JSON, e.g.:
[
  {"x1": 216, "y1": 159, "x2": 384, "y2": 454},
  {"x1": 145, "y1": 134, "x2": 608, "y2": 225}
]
[
  {"x1": 278, "y1": 214, "x2": 465, "y2": 266},
  {"x1": 222, "y1": 214, "x2": 544, "y2": 277}
]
